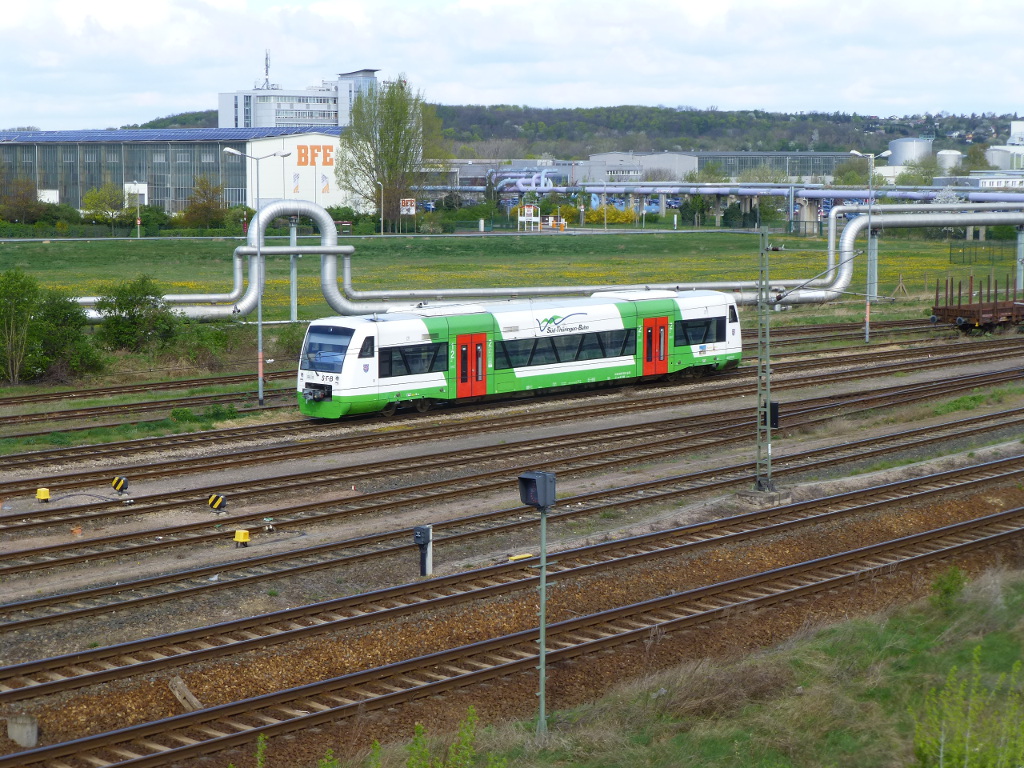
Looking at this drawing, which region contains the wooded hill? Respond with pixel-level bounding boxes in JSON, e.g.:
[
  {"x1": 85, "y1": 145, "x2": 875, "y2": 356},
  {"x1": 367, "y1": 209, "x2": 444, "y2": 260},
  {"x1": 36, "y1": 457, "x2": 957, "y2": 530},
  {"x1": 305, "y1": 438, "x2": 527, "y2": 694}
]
[{"x1": 123, "y1": 105, "x2": 1017, "y2": 160}]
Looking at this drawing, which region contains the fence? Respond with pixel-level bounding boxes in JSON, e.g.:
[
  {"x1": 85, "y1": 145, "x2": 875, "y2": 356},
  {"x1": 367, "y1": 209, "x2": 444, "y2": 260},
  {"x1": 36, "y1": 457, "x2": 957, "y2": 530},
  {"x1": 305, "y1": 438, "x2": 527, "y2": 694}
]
[{"x1": 949, "y1": 241, "x2": 1018, "y2": 265}]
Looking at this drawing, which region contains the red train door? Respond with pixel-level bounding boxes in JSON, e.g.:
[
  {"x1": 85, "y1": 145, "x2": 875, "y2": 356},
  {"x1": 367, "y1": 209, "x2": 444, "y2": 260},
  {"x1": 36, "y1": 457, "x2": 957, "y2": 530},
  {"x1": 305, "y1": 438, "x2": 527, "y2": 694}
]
[
  {"x1": 456, "y1": 333, "x2": 488, "y2": 397},
  {"x1": 642, "y1": 317, "x2": 669, "y2": 376}
]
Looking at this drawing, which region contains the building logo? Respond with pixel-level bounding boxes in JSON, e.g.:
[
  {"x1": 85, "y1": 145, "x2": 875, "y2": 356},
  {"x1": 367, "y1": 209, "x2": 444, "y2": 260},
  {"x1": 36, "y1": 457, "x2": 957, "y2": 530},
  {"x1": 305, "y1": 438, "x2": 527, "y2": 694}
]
[{"x1": 296, "y1": 145, "x2": 334, "y2": 166}]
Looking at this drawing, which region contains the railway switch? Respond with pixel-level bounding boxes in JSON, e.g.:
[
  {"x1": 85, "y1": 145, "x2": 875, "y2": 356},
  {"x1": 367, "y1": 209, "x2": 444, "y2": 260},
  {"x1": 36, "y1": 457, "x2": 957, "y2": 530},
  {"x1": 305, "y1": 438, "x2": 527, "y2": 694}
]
[
  {"x1": 36, "y1": 488, "x2": 50, "y2": 503},
  {"x1": 414, "y1": 525, "x2": 433, "y2": 576},
  {"x1": 233, "y1": 529, "x2": 250, "y2": 547}
]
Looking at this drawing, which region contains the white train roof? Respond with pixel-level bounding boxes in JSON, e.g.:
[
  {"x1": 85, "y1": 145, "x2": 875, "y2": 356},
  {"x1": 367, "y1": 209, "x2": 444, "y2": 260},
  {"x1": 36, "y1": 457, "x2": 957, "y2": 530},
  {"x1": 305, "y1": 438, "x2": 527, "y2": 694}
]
[{"x1": 312, "y1": 290, "x2": 733, "y2": 327}]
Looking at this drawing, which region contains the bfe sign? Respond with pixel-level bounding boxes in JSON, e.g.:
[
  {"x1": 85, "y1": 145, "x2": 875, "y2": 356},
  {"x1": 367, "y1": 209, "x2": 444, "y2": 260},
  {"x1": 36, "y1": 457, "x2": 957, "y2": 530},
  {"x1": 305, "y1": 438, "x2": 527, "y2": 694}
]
[{"x1": 400, "y1": 198, "x2": 416, "y2": 215}]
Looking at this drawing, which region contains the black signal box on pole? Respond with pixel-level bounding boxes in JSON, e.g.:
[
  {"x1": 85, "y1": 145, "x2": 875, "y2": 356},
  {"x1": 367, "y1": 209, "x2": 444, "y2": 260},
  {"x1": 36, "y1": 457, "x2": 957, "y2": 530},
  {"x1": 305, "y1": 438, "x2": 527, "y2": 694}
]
[{"x1": 518, "y1": 471, "x2": 556, "y2": 508}]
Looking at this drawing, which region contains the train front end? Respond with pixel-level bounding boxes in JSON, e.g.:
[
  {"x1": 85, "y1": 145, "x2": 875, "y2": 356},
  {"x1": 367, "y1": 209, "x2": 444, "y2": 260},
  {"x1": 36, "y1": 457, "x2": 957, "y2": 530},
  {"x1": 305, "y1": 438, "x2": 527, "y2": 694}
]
[{"x1": 297, "y1": 319, "x2": 379, "y2": 418}]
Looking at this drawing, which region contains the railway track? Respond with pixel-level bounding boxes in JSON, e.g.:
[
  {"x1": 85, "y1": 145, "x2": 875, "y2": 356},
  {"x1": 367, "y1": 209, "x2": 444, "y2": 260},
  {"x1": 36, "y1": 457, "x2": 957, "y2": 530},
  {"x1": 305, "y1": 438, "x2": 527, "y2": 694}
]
[
  {"x1": 0, "y1": 320, "x2": 955, "y2": 441},
  {"x1": 1, "y1": 365, "x2": 1020, "y2": 539},
  {"x1": 3, "y1": 503, "x2": 1020, "y2": 768},
  {"x1": 2, "y1": 452, "x2": 1022, "y2": 705},
  {"x1": 0, "y1": 386, "x2": 294, "y2": 428},
  {"x1": 0, "y1": 371, "x2": 296, "y2": 408},
  {"x1": 3, "y1": 386, "x2": 1022, "y2": 631},
  {"x1": 2, "y1": 336, "x2": 1022, "y2": 487}
]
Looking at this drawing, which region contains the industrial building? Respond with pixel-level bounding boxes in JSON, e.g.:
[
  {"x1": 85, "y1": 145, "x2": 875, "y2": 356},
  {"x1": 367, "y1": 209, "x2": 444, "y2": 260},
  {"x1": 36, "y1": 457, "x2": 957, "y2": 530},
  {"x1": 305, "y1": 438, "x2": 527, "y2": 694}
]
[
  {"x1": 0, "y1": 127, "x2": 348, "y2": 214},
  {"x1": 218, "y1": 69, "x2": 378, "y2": 129}
]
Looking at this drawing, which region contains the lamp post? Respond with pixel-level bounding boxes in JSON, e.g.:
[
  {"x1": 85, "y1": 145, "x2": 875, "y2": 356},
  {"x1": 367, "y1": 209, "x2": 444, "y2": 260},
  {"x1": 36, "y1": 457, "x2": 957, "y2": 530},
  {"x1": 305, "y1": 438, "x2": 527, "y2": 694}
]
[
  {"x1": 376, "y1": 180, "x2": 384, "y2": 235},
  {"x1": 222, "y1": 146, "x2": 292, "y2": 406},
  {"x1": 132, "y1": 180, "x2": 141, "y2": 239},
  {"x1": 849, "y1": 149, "x2": 892, "y2": 343}
]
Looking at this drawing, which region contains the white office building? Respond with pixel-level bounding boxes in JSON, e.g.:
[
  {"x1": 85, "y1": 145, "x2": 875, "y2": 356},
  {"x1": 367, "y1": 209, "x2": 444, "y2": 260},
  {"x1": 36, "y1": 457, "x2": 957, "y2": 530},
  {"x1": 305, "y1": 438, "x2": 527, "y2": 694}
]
[{"x1": 218, "y1": 69, "x2": 378, "y2": 129}]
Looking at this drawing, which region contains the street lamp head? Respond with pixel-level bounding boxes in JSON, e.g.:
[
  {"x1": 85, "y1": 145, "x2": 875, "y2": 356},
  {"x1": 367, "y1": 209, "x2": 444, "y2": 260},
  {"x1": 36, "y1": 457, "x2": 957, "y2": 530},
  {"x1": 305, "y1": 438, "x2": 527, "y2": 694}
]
[
  {"x1": 223, "y1": 147, "x2": 243, "y2": 156},
  {"x1": 273, "y1": 151, "x2": 291, "y2": 158},
  {"x1": 878, "y1": 150, "x2": 892, "y2": 159},
  {"x1": 850, "y1": 149, "x2": 864, "y2": 157}
]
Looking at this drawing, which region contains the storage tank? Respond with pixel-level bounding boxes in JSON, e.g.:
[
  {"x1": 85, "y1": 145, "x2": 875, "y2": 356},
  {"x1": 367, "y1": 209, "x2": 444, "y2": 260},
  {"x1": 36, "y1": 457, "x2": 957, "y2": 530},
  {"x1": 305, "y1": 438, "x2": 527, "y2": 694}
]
[
  {"x1": 888, "y1": 137, "x2": 933, "y2": 166},
  {"x1": 937, "y1": 149, "x2": 962, "y2": 171}
]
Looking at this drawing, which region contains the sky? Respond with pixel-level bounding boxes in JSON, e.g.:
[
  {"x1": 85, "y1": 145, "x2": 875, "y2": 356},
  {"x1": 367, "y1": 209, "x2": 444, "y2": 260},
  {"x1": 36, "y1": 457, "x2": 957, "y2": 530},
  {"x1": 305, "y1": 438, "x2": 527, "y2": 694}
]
[{"x1": 2, "y1": 0, "x2": 1022, "y2": 131}]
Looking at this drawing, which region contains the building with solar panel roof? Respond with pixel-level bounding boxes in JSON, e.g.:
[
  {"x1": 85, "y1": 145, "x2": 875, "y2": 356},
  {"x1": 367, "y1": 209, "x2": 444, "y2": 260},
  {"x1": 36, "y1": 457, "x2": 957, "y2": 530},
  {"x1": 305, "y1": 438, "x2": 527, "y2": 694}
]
[{"x1": 0, "y1": 126, "x2": 348, "y2": 214}]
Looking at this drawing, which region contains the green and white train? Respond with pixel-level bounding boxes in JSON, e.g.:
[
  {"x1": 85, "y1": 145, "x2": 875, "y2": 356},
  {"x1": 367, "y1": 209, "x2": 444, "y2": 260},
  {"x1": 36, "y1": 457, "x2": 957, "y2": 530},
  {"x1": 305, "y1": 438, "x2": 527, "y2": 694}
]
[{"x1": 297, "y1": 289, "x2": 742, "y2": 418}]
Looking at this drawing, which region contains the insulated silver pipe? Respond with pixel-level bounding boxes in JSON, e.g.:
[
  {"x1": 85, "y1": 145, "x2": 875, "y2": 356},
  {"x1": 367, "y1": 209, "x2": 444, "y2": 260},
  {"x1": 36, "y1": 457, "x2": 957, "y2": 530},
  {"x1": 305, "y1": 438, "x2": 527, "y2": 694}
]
[{"x1": 827, "y1": 202, "x2": 1024, "y2": 280}]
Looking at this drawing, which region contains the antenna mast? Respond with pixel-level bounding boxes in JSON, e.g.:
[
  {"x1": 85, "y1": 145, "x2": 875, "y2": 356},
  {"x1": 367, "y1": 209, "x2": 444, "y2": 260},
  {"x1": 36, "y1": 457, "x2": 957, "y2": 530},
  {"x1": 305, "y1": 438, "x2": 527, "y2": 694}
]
[{"x1": 259, "y1": 49, "x2": 271, "y2": 89}]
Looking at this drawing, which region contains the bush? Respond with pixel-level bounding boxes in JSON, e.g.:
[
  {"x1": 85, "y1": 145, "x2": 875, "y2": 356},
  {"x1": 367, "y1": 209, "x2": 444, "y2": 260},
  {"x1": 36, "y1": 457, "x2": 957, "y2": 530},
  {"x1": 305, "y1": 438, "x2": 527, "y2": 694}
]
[
  {"x1": 25, "y1": 291, "x2": 104, "y2": 382},
  {"x1": 930, "y1": 565, "x2": 968, "y2": 614},
  {"x1": 94, "y1": 276, "x2": 182, "y2": 352}
]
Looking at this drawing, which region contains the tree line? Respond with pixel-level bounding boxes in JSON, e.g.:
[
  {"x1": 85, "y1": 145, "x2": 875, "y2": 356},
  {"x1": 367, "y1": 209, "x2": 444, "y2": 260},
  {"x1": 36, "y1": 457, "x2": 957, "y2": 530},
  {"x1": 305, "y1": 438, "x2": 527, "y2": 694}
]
[{"x1": 0, "y1": 271, "x2": 226, "y2": 385}]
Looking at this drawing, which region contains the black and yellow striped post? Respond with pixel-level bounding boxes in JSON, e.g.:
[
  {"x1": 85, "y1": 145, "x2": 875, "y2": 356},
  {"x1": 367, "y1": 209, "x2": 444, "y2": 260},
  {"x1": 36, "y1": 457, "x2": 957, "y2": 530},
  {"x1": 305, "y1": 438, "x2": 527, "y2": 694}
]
[
  {"x1": 208, "y1": 494, "x2": 227, "y2": 512},
  {"x1": 111, "y1": 476, "x2": 129, "y2": 495}
]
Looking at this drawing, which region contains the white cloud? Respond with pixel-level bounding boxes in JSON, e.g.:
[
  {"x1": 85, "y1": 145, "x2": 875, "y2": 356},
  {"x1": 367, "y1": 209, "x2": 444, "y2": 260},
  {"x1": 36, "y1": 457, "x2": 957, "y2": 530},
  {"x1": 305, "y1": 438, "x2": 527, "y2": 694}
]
[{"x1": 2, "y1": 0, "x2": 1021, "y2": 130}]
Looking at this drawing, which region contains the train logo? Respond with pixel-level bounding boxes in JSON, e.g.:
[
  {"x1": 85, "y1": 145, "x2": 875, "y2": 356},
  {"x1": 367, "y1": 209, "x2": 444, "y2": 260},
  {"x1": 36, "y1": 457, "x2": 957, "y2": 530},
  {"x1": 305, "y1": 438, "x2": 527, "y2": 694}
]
[{"x1": 537, "y1": 312, "x2": 587, "y2": 334}]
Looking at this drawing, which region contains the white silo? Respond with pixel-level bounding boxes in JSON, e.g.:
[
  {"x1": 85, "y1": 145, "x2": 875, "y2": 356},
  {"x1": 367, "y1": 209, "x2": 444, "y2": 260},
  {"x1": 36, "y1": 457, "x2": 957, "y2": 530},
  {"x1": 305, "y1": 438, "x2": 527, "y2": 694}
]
[
  {"x1": 888, "y1": 137, "x2": 934, "y2": 166},
  {"x1": 937, "y1": 149, "x2": 962, "y2": 171}
]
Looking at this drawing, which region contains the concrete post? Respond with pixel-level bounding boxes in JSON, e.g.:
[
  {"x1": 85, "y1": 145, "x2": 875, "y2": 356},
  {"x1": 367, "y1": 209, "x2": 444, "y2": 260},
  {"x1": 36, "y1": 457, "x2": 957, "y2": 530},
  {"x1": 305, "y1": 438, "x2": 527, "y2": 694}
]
[{"x1": 7, "y1": 715, "x2": 39, "y2": 748}]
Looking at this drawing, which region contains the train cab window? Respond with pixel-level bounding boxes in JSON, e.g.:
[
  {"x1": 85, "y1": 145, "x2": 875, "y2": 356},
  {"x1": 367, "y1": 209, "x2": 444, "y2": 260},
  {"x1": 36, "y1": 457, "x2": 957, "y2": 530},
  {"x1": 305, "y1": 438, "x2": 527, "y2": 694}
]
[
  {"x1": 729, "y1": 305, "x2": 738, "y2": 324},
  {"x1": 358, "y1": 337, "x2": 375, "y2": 358},
  {"x1": 300, "y1": 325, "x2": 354, "y2": 374}
]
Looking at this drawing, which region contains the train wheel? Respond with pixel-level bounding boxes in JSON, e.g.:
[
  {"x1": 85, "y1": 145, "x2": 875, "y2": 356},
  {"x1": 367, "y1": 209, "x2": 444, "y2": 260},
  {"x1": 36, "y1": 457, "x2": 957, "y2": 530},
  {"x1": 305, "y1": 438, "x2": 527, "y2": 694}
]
[
  {"x1": 380, "y1": 401, "x2": 398, "y2": 417},
  {"x1": 414, "y1": 399, "x2": 433, "y2": 414}
]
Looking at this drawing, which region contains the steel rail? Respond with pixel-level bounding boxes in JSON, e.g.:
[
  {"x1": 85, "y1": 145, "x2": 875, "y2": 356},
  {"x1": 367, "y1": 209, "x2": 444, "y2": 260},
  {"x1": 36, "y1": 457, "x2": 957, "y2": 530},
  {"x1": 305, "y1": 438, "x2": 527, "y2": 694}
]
[
  {"x1": 3, "y1": 452, "x2": 1023, "y2": 703},
  {"x1": 0, "y1": 371, "x2": 295, "y2": 408},
  {"x1": 2, "y1": 341, "x2": 1021, "y2": 499},
  {"x1": 0, "y1": 334, "x2": 964, "y2": 464},
  {"x1": 3, "y1": 363, "x2": 1019, "y2": 527},
  {"x1": 1, "y1": 369, "x2": 1021, "y2": 579},
  {"x1": 0, "y1": 387, "x2": 293, "y2": 428},
  {"x1": 3, "y1": 396, "x2": 1023, "y2": 630},
  {"x1": 1, "y1": 367, "x2": 1020, "y2": 567},
  {"x1": 3, "y1": 507, "x2": 1021, "y2": 768}
]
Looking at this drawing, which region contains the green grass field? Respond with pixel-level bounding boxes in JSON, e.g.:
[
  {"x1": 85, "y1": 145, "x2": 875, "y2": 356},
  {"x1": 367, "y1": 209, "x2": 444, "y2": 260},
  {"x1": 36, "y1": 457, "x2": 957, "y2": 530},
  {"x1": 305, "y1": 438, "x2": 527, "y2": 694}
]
[{"x1": 0, "y1": 230, "x2": 998, "y2": 324}]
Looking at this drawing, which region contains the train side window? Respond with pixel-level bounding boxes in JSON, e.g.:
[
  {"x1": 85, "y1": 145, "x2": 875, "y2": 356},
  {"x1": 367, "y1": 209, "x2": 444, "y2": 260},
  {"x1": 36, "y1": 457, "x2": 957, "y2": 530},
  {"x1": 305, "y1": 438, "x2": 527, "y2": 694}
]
[
  {"x1": 675, "y1": 318, "x2": 722, "y2": 346},
  {"x1": 528, "y1": 338, "x2": 557, "y2": 366},
  {"x1": 552, "y1": 334, "x2": 583, "y2": 363},
  {"x1": 429, "y1": 343, "x2": 449, "y2": 372},
  {"x1": 358, "y1": 337, "x2": 375, "y2": 358},
  {"x1": 378, "y1": 349, "x2": 393, "y2": 378},
  {"x1": 502, "y1": 339, "x2": 535, "y2": 368},
  {"x1": 577, "y1": 333, "x2": 604, "y2": 360},
  {"x1": 459, "y1": 344, "x2": 469, "y2": 383},
  {"x1": 493, "y1": 342, "x2": 512, "y2": 370},
  {"x1": 599, "y1": 329, "x2": 629, "y2": 357}
]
